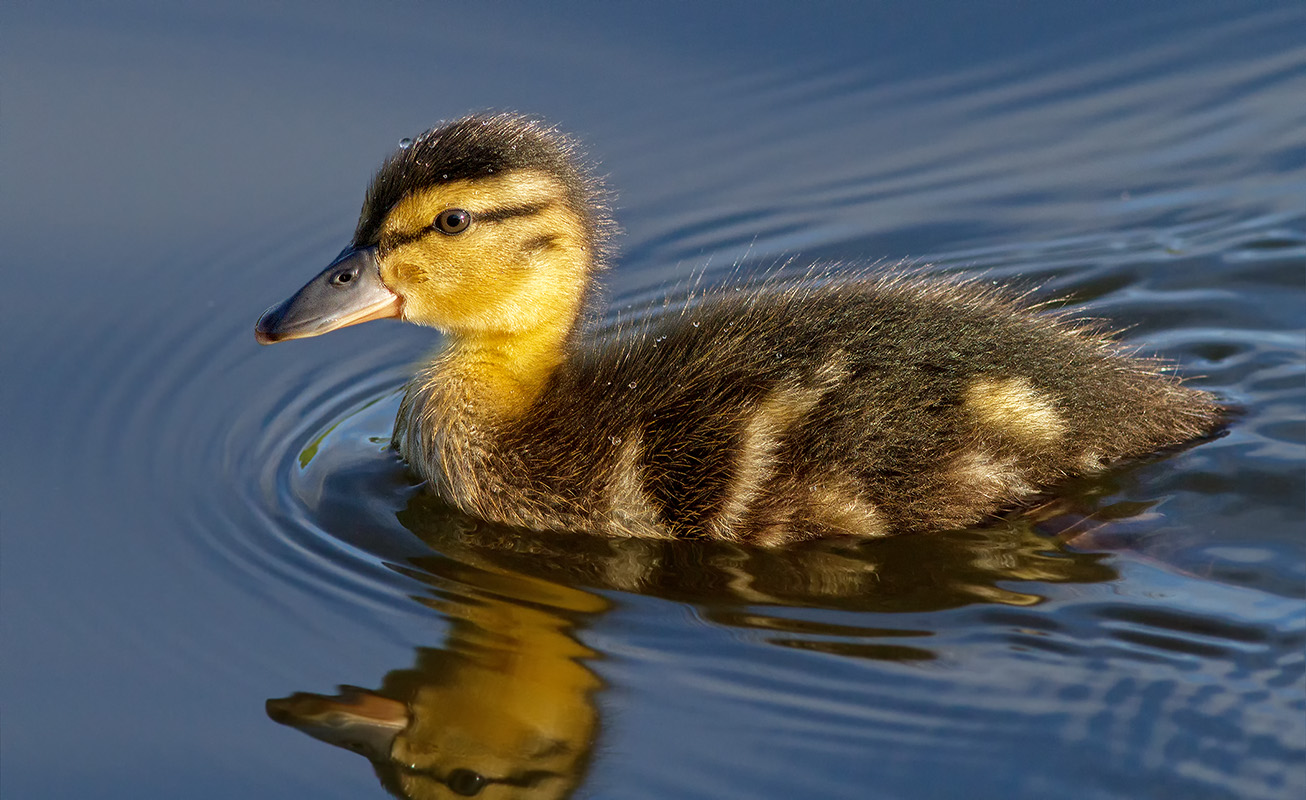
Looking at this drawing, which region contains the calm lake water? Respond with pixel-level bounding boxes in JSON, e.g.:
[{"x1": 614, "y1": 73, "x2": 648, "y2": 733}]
[{"x1": 3, "y1": 2, "x2": 1304, "y2": 798}]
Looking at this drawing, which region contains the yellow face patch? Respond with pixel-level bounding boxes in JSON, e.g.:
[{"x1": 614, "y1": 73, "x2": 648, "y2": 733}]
[
  {"x1": 375, "y1": 168, "x2": 590, "y2": 336},
  {"x1": 376, "y1": 169, "x2": 594, "y2": 417},
  {"x1": 964, "y1": 376, "x2": 1065, "y2": 445}
]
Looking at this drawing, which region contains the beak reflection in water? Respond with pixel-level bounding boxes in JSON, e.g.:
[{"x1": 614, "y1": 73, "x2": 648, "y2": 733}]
[{"x1": 266, "y1": 555, "x2": 607, "y2": 800}]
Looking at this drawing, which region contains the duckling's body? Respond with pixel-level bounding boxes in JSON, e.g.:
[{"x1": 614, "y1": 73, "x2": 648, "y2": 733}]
[
  {"x1": 257, "y1": 113, "x2": 1224, "y2": 545},
  {"x1": 395, "y1": 275, "x2": 1218, "y2": 544}
]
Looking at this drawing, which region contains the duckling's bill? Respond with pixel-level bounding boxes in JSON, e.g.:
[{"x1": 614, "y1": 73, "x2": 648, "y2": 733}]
[
  {"x1": 266, "y1": 687, "x2": 407, "y2": 759},
  {"x1": 255, "y1": 245, "x2": 400, "y2": 344}
]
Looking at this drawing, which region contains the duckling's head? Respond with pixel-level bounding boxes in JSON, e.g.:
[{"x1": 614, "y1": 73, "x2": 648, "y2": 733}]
[{"x1": 256, "y1": 114, "x2": 612, "y2": 344}]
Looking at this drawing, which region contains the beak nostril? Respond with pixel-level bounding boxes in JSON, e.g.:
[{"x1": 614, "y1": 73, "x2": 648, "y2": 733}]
[{"x1": 253, "y1": 245, "x2": 397, "y2": 344}]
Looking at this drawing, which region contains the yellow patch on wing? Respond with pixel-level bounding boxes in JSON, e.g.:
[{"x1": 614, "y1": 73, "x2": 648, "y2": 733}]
[
  {"x1": 946, "y1": 448, "x2": 1034, "y2": 504},
  {"x1": 708, "y1": 365, "x2": 846, "y2": 538},
  {"x1": 809, "y1": 476, "x2": 888, "y2": 537},
  {"x1": 964, "y1": 376, "x2": 1064, "y2": 445},
  {"x1": 604, "y1": 433, "x2": 664, "y2": 537},
  {"x1": 1078, "y1": 450, "x2": 1108, "y2": 473}
]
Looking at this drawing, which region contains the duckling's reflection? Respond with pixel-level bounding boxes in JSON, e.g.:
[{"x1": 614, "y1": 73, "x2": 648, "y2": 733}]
[
  {"x1": 268, "y1": 556, "x2": 607, "y2": 800},
  {"x1": 270, "y1": 489, "x2": 1123, "y2": 797},
  {"x1": 397, "y1": 490, "x2": 1121, "y2": 613}
]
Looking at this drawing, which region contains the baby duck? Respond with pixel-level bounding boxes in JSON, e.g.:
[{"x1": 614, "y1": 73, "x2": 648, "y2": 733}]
[{"x1": 256, "y1": 113, "x2": 1224, "y2": 545}]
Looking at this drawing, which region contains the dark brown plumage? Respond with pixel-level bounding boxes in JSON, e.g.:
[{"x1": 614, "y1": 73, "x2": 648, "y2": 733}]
[
  {"x1": 258, "y1": 113, "x2": 1226, "y2": 545},
  {"x1": 395, "y1": 270, "x2": 1222, "y2": 543}
]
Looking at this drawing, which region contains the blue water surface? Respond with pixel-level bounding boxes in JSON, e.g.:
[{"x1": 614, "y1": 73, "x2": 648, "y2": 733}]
[{"x1": 2, "y1": 2, "x2": 1303, "y2": 798}]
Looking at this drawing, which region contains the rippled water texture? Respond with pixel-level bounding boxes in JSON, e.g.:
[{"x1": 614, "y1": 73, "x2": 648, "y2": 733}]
[{"x1": 4, "y1": 2, "x2": 1304, "y2": 799}]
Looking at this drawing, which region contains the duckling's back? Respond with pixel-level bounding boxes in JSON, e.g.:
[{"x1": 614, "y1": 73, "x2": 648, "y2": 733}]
[{"x1": 403, "y1": 273, "x2": 1223, "y2": 544}]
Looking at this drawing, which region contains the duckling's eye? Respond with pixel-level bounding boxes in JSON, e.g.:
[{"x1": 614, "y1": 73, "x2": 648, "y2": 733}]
[
  {"x1": 435, "y1": 208, "x2": 471, "y2": 234},
  {"x1": 445, "y1": 768, "x2": 487, "y2": 796}
]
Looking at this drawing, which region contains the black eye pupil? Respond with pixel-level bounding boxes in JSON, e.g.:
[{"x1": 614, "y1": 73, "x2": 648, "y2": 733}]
[
  {"x1": 438, "y1": 209, "x2": 470, "y2": 234},
  {"x1": 446, "y1": 769, "x2": 486, "y2": 796}
]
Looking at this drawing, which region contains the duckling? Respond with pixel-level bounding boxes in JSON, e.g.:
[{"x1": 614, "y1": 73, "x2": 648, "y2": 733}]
[{"x1": 256, "y1": 113, "x2": 1224, "y2": 545}]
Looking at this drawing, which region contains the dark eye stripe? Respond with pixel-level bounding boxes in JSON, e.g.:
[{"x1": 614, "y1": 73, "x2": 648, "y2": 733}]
[
  {"x1": 379, "y1": 201, "x2": 552, "y2": 252},
  {"x1": 381, "y1": 227, "x2": 430, "y2": 252},
  {"x1": 520, "y1": 233, "x2": 560, "y2": 253},
  {"x1": 476, "y1": 201, "x2": 551, "y2": 223}
]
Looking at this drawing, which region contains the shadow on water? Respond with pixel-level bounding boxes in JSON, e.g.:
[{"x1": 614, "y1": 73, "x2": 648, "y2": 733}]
[
  {"x1": 395, "y1": 492, "x2": 1122, "y2": 615},
  {"x1": 268, "y1": 488, "x2": 1123, "y2": 799}
]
